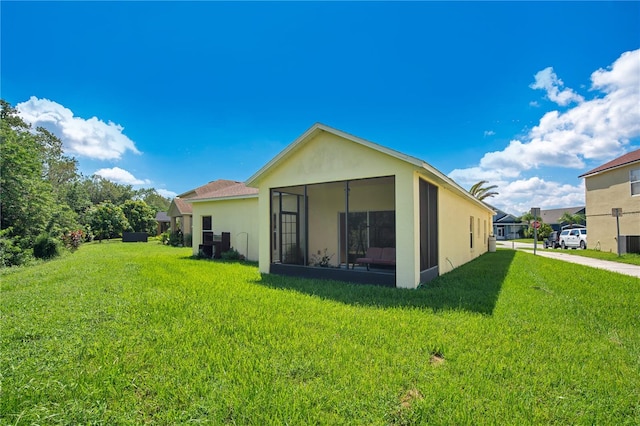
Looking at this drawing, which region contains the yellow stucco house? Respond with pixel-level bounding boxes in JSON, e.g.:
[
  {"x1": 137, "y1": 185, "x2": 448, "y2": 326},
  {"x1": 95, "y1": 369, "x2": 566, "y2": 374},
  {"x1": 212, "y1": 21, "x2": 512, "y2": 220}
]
[
  {"x1": 168, "y1": 180, "x2": 254, "y2": 241},
  {"x1": 244, "y1": 123, "x2": 495, "y2": 289},
  {"x1": 187, "y1": 181, "x2": 259, "y2": 260},
  {"x1": 579, "y1": 148, "x2": 640, "y2": 253}
]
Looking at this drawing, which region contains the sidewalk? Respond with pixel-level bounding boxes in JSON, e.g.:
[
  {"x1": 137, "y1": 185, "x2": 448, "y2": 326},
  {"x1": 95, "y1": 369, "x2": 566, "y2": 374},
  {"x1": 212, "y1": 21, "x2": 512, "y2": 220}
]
[{"x1": 495, "y1": 241, "x2": 640, "y2": 279}]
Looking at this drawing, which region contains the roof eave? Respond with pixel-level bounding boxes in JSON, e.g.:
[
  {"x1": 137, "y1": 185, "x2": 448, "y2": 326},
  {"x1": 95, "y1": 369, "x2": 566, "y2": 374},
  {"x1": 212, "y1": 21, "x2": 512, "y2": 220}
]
[
  {"x1": 186, "y1": 194, "x2": 259, "y2": 203},
  {"x1": 579, "y1": 158, "x2": 640, "y2": 178}
]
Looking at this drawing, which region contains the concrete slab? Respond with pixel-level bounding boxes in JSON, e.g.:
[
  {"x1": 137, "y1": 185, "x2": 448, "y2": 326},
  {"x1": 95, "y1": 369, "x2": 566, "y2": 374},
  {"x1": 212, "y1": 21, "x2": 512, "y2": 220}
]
[{"x1": 496, "y1": 241, "x2": 640, "y2": 279}]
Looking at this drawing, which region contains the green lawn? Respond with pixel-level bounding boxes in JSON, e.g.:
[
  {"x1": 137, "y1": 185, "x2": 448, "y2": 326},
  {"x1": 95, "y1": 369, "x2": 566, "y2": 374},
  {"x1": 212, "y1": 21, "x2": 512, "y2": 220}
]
[
  {"x1": 2, "y1": 243, "x2": 639, "y2": 424},
  {"x1": 541, "y1": 247, "x2": 640, "y2": 266}
]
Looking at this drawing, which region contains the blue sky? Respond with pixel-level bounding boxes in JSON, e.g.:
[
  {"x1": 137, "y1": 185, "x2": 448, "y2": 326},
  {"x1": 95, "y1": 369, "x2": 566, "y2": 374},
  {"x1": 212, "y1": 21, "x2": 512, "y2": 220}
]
[{"x1": 2, "y1": 1, "x2": 639, "y2": 215}]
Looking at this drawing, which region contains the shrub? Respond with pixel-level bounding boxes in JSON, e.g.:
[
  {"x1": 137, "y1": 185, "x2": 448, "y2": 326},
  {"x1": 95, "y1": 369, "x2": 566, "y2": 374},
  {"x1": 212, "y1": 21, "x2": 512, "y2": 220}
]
[
  {"x1": 160, "y1": 231, "x2": 170, "y2": 245},
  {"x1": 221, "y1": 248, "x2": 241, "y2": 261},
  {"x1": 33, "y1": 234, "x2": 60, "y2": 260},
  {"x1": 183, "y1": 233, "x2": 192, "y2": 247},
  {"x1": 0, "y1": 228, "x2": 31, "y2": 267},
  {"x1": 62, "y1": 230, "x2": 85, "y2": 250},
  {"x1": 168, "y1": 230, "x2": 183, "y2": 247}
]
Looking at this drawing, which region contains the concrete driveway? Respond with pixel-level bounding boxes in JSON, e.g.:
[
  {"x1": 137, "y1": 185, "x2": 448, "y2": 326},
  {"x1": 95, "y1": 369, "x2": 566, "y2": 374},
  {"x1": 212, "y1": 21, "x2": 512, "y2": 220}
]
[{"x1": 495, "y1": 241, "x2": 640, "y2": 279}]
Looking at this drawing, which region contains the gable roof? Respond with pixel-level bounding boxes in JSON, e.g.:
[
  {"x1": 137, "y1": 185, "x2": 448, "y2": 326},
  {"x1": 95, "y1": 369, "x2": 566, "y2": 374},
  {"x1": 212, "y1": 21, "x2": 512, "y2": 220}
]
[
  {"x1": 579, "y1": 148, "x2": 640, "y2": 178},
  {"x1": 246, "y1": 123, "x2": 494, "y2": 214},
  {"x1": 177, "y1": 179, "x2": 243, "y2": 198},
  {"x1": 492, "y1": 207, "x2": 522, "y2": 224},
  {"x1": 187, "y1": 181, "x2": 258, "y2": 203},
  {"x1": 540, "y1": 206, "x2": 585, "y2": 225},
  {"x1": 155, "y1": 211, "x2": 170, "y2": 222},
  {"x1": 168, "y1": 197, "x2": 192, "y2": 216}
]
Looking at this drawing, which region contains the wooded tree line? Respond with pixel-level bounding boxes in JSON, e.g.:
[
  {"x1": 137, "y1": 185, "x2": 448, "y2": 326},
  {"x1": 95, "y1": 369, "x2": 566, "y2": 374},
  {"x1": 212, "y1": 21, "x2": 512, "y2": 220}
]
[{"x1": 0, "y1": 100, "x2": 171, "y2": 266}]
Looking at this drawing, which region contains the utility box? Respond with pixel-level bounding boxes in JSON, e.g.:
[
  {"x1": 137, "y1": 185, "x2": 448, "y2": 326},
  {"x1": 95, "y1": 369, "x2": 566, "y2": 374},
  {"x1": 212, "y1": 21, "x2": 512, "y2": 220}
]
[
  {"x1": 488, "y1": 235, "x2": 497, "y2": 252},
  {"x1": 619, "y1": 235, "x2": 640, "y2": 254},
  {"x1": 122, "y1": 232, "x2": 148, "y2": 242}
]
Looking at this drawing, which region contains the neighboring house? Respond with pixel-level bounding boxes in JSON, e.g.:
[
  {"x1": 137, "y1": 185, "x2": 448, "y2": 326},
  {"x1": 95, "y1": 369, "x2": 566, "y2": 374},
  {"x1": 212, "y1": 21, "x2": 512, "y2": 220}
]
[
  {"x1": 245, "y1": 123, "x2": 495, "y2": 289},
  {"x1": 155, "y1": 211, "x2": 170, "y2": 236},
  {"x1": 167, "y1": 197, "x2": 193, "y2": 236},
  {"x1": 187, "y1": 181, "x2": 259, "y2": 261},
  {"x1": 539, "y1": 206, "x2": 586, "y2": 231},
  {"x1": 579, "y1": 149, "x2": 640, "y2": 253},
  {"x1": 168, "y1": 180, "x2": 245, "y2": 238},
  {"x1": 492, "y1": 208, "x2": 526, "y2": 240}
]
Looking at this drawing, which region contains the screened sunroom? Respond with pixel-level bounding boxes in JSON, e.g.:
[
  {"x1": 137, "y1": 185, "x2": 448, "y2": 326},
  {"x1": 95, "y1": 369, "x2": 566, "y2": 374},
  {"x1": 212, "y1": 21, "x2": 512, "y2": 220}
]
[
  {"x1": 247, "y1": 123, "x2": 492, "y2": 288},
  {"x1": 269, "y1": 176, "x2": 397, "y2": 285}
]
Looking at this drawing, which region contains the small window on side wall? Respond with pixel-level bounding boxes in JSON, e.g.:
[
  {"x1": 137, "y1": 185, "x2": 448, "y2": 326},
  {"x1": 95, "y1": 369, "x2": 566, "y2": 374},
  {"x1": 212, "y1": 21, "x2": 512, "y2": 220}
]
[
  {"x1": 203, "y1": 216, "x2": 212, "y2": 231},
  {"x1": 470, "y1": 216, "x2": 474, "y2": 249},
  {"x1": 631, "y1": 168, "x2": 640, "y2": 196},
  {"x1": 202, "y1": 216, "x2": 213, "y2": 245}
]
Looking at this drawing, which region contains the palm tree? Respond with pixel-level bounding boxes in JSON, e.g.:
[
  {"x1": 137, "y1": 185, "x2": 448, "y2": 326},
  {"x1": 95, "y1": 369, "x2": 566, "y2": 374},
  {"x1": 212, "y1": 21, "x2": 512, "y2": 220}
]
[
  {"x1": 558, "y1": 211, "x2": 586, "y2": 227},
  {"x1": 469, "y1": 180, "x2": 499, "y2": 201}
]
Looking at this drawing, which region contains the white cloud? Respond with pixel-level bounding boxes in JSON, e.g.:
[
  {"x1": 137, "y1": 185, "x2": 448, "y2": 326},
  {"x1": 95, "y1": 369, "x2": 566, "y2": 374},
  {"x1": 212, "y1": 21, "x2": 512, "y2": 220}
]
[
  {"x1": 448, "y1": 166, "x2": 519, "y2": 186},
  {"x1": 491, "y1": 177, "x2": 585, "y2": 215},
  {"x1": 94, "y1": 167, "x2": 151, "y2": 185},
  {"x1": 484, "y1": 130, "x2": 496, "y2": 137},
  {"x1": 16, "y1": 96, "x2": 140, "y2": 160},
  {"x1": 449, "y1": 49, "x2": 640, "y2": 214},
  {"x1": 156, "y1": 188, "x2": 177, "y2": 199},
  {"x1": 530, "y1": 66, "x2": 584, "y2": 106}
]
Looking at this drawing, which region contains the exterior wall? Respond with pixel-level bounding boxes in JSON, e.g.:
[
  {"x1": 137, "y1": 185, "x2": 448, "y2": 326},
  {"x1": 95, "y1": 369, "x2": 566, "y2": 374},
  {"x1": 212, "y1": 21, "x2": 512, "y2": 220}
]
[
  {"x1": 183, "y1": 215, "x2": 193, "y2": 236},
  {"x1": 254, "y1": 130, "x2": 494, "y2": 288},
  {"x1": 437, "y1": 180, "x2": 493, "y2": 274},
  {"x1": 494, "y1": 223, "x2": 525, "y2": 240},
  {"x1": 190, "y1": 197, "x2": 259, "y2": 261},
  {"x1": 584, "y1": 163, "x2": 640, "y2": 252},
  {"x1": 256, "y1": 131, "x2": 413, "y2": 278}
]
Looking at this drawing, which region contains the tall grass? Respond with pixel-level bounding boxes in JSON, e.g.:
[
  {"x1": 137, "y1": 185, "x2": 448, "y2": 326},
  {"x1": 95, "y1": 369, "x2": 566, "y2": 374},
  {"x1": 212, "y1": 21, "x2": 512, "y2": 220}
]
[{"x1": 2, "y1": 243, "x2": 639, "y2": 424}]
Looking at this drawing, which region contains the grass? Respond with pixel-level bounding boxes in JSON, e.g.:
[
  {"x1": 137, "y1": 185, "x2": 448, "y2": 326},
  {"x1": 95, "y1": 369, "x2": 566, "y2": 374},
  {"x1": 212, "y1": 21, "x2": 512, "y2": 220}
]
[
  {"x1": 540, "y1": 247, "x2": 640, "y2": 266},
  {"x1": 2, "y1": 243, "x2": 639, "y2": 424},
  {"x1": 509, "y1": 238, "x2": 536, "y2": 244}
]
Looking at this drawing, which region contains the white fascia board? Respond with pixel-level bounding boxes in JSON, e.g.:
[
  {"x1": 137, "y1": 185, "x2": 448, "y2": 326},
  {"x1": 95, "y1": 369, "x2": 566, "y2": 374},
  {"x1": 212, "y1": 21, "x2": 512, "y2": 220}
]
[{"x1": 185, "y1": 194, "x2": 259, "y2": 203}]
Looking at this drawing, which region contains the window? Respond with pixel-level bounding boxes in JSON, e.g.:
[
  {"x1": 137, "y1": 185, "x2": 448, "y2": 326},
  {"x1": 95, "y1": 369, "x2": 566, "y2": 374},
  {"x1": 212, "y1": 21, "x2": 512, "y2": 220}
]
[
  {"x1": 484, "y1": 220, "x2": 487, "y2": 246},
  {"x1": 470, "y1": 216, "x2": 474, "y2": 249},
  {"x1": 631, "y1": 168, "x2": 640, "y2": 196},
  {"x1": 419, "y1": 179, "x2": 438, "y2": 271},
  {"x1": 202, "y1": 216, "x2": 213, "y2": 245}
]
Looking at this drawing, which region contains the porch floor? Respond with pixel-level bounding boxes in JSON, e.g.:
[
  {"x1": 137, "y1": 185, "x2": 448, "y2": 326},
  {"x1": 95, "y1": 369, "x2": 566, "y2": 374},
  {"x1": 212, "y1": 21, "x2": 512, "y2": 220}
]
[{"x1": 270, "y1": 263, "x2": 396, "y2": 287}]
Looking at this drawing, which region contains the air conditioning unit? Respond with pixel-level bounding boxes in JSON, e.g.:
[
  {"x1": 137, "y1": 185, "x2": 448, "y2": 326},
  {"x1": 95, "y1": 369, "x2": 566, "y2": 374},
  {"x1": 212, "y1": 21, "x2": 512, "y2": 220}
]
[{"x1": 619, "y1": 235, "x2": 640, "y2": 254}]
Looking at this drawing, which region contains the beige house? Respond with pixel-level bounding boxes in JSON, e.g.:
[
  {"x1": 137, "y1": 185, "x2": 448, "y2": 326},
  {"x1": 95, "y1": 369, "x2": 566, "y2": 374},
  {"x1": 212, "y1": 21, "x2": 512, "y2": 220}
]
[
  {"x1": 168, "y1": 180, "x2": 249, "y2": 239},
  {"x1": 187, "y1": 181, "x2": 259, "y2": 261},
  {"x1": 579, "y1": 149, "x2": 640, "y2": 253},
  {"x1": 167, "y1": 197, "x2": 193, "y2": 236},
  {"x1": 246, "y1": 123, "x2": 495, "y2": 289}
]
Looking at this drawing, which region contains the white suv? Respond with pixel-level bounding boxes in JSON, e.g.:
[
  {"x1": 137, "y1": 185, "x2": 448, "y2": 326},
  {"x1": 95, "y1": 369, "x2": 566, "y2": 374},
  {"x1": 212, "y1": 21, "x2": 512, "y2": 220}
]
[{"x1": 559, "y1": 227, "x2": 587, "y2": 249}]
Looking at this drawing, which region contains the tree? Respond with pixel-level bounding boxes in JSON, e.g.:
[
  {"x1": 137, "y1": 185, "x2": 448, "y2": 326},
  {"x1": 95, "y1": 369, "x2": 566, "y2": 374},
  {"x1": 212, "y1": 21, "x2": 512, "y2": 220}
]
[
  {"x1": 0, "y1": 102, "x2": 58, "y2": 259},
  {"x1": 558, "y1": 211, "x2": 585, "y2": 227},
  {"x1": 121, "y1": 200, "x2": 156, "y2": 234},
  {"x1": 135, "y1": 188, "x2": 171, "y2": 213},
  {"x1": 469, "y1": 180, "x2": 499, "y2": 201},
  {"x1": 86, "y1": 201, "x2": 129, "y2": 241},
  {"x1": 83, "y1": 175, "x2": 136, "y2": 205}
]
